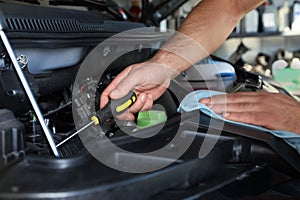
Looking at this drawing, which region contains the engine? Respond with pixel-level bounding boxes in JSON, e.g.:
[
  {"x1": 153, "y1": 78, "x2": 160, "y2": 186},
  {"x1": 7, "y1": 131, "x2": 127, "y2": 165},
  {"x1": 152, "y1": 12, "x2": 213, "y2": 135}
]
[
  {"x1": 0, "y1": 1, "x2": 299, "y2": 200},
  {"x1": 0, "y1": 1, "x2": 161, "y2": 158}
]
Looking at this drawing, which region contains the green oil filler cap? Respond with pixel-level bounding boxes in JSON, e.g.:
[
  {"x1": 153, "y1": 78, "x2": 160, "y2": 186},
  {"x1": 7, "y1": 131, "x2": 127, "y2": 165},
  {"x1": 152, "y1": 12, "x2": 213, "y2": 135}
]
[{"x1": 137, "y1": 110, "x2": 167, "y2": 129}]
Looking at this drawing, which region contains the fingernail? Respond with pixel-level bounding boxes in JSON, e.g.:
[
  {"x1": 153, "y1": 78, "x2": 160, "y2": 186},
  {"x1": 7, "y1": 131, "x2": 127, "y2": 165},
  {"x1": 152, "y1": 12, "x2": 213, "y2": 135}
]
[
  {"x1": 141, "y1": 94, "x2": 146, "y2": 103},
  {"x1": 111, "y1": 89, "x2": 119, "y2": 97},
  {"x1": 200, "y1": 98, "x2": 210, "y2": 104},
  {"x1": 147, "y1": 93, "x2": 153, "y2": 100},
  {"x1": 125, "y1": 117, "x2": 131, "y2": 121},
  {"x1": 223, "y1": 113, "x2": 230, "y2": 118}
]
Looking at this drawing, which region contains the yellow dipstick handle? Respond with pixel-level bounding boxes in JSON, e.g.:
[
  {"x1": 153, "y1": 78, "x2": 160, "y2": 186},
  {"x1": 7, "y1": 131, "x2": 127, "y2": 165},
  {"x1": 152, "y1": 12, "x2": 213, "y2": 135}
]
[{"x1": 91, "y1": 116, "x2": 100, "y2": 125}]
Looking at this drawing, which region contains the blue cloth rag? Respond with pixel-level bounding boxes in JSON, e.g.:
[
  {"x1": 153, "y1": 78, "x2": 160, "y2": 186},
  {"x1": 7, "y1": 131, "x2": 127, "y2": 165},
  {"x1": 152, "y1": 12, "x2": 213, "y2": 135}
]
[{"x1": 178, "y1": 90, "x2": 300, "y2": 154}]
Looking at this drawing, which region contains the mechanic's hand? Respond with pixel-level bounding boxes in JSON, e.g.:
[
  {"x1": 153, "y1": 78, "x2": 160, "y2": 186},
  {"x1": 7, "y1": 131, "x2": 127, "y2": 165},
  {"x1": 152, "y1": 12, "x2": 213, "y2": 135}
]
[
  {"x1": 200, "y1": 92, "x2": 300, "y2": 135},
  {"x1": 100, "y1": 61, "x2": 177, "y2": 121}
]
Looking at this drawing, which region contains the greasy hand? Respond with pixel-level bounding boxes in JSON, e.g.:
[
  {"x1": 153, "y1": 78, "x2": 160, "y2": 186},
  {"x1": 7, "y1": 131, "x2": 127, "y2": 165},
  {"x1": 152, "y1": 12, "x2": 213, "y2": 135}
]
[
  {"x1": 100, "y1": 61, "x2": 176, "y2": 121},
  {"x1": 200, "y1": 92, "x2": 300, "y2": 135}
]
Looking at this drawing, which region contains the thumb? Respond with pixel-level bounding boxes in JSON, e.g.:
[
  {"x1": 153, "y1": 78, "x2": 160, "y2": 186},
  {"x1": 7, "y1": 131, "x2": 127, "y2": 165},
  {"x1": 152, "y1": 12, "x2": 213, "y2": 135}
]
[{"x1": 110, "y1": 78, "x2": 135, "y2": 100}]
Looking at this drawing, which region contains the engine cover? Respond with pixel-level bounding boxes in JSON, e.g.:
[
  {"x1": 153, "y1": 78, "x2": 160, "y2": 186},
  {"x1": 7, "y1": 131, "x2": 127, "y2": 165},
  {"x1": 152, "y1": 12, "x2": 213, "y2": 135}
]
[{"x1": 0, "y1": 109, "x2": 26, "y2": 167}]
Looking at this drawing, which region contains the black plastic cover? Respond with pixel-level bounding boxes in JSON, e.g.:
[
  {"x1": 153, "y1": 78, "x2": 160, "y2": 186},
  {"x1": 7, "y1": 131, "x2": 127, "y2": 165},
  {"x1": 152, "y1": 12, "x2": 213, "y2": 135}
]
[
  {"x1": 0, "y1": 1, "x2": 144, "y2": 36},
  {"x1": 0, "y1": 109, "x2": 26, "y2": 167}
]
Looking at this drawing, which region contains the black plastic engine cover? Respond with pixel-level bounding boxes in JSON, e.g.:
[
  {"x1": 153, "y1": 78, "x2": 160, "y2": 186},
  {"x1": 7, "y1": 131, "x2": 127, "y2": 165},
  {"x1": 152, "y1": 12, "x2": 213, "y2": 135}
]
[
  {"x1": 0, "y1": 68, "x2": 40, "y2": 113},
  {"x1": 0, "y1": 109, "x2": 26, "y2": 167}
]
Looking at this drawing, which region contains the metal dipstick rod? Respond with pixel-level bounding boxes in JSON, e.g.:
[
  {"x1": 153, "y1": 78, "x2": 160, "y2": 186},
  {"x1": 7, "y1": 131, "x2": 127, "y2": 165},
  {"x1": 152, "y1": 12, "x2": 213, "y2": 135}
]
[
  {"x1": 0, "y1": 25, "x2": 60, "y2": 157},
  {"x1": 56, "y1": 121, "x2": 95, "y2": 148}
]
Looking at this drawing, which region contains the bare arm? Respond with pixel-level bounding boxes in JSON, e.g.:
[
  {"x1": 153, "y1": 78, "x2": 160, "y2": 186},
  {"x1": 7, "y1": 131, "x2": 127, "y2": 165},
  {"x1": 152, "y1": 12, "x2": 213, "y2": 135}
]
[{"x1": 152, "y1": 0, "x2": 266, "y2": 75}]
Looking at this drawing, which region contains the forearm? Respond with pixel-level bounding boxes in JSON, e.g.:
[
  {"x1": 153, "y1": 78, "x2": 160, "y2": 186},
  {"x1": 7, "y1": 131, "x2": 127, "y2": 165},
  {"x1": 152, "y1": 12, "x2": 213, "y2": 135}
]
[{"x1": 152, "y1": 0, "x2": 265, "y2": 75}]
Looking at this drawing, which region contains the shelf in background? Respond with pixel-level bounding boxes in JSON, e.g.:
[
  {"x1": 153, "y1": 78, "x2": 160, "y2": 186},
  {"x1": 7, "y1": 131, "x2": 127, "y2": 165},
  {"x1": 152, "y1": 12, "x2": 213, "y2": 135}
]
[{"x1": 229, "y1": 31, "x2": 300, "y2": 39}]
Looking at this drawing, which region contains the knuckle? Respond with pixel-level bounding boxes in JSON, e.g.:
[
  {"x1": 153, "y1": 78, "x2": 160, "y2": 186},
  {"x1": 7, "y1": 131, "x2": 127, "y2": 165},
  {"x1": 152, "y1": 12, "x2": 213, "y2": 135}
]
[
  {"x1": 142, "y1": 100, "x2": 153, "y2": 111},
  {"x1": 237, "y1": 103, "x2": 250, "y2": 110}
]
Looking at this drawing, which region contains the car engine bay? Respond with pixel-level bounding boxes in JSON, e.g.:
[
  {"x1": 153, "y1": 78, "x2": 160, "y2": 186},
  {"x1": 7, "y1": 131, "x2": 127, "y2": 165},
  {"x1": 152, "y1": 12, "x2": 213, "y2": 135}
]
[{"x1": 0, "y1": 1, "x2": 299, "y2": 199}]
